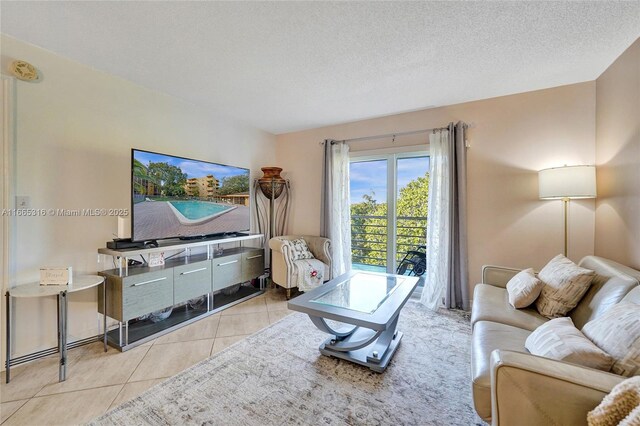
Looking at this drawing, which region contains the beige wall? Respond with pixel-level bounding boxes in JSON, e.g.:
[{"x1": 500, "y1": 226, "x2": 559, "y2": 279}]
[
  {"x1": 1, "y1": 35, "x2": 276, "y2": 358},
  {"x1": 595, "y1": 39, "x2": 640, "y2": 269},
  {"x1": 276, "y1": 83, "x2": 597, "y2": 293}
]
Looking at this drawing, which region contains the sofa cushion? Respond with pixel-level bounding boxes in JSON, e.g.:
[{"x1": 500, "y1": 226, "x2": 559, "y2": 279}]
[
  {"x1": 525, "y1": 317, "x2": 614, "y2": 371},
  {"x1": 506, "y1": 268, "x2": 544, "y2": 308},
  {"x1": 471, "y1": 284, "x2": 548, "y2": 331},
  {"x1": 471, "y1": 320, "x2": 531, "y2": 420},
  {"x1": 579, "y1": 256, "x2": 640, "y2": 284},
  {"x1": 582, "y1": 302, "x2": 640, "y2": 377},
  {"x1": 622, "y1": 287, "x2": 640, "y2": 304},
  {"x1": 569, "y1": 256, "x2": 640, "y2": 329},
  {"x1": 535, "y1": 255, "x2": 595, "y2": 319}
]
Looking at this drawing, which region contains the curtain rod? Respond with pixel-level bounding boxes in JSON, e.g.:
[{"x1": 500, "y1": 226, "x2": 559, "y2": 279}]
[
  {"x1": 325, "y1": 123, "x2": 468, "y2": 145},
  {"x1": 340, "y1": 127, "x2": 448, "y2": 144}
]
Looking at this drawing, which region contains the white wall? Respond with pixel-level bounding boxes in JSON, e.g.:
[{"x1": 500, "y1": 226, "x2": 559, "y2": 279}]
[
  {"x1": 1, "y1": 35, "x2": 276, "y2": 358},
  {"x1": 276, "y1": 82, "x2": 597, "y2": 293}
]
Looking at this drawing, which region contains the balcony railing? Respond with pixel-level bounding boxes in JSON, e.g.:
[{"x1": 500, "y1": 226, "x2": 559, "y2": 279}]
[{"x1": 351, "y1": 214, "x2": 427, "y2": 270}]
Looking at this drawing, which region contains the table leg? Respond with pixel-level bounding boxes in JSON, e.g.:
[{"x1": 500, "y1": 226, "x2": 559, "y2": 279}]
[
  {"x1": 308, "y1": 316, "x2": 358, "y2": 339},
  {"x1": 311, "y1": 314, "x2": 402, "y2": 373},
  {"x1": 59, "y1": 291, "x2": 68, "y2": 382},
  {"x1": 63, "y1": 291, "x2": 68, "y2": 380},
  {"x1": 102, "y1": 278, "x2": 107, "y2": 352},
  {"x1": 57, "y1": 293, "x2": 62, "y2": 381},
  {"x1": 365, "y1": 316, "x2": 399, "y2": 363},
  {"x1": 5, "y1": 291, "x2": 11, "y2": 383}
]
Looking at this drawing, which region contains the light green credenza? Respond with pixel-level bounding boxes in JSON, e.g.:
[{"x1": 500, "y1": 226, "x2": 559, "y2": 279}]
[{"x1": 98, "y1": 235, "x2": 265, "y2": 351}]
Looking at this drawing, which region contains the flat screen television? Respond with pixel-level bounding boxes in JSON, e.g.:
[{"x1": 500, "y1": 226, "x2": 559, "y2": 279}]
[{"x1": 131, "y1": 149, "x2": 251, "y2": 242}]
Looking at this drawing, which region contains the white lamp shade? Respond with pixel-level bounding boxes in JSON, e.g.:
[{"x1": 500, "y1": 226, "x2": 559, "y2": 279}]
[{"x1": 539, "y1": 165, "x2": 597, "y2": 200}]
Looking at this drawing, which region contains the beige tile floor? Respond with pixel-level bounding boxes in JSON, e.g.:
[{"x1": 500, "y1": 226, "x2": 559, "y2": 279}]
[{"x1": 0, "y1": 288, "x2": 292, "y2": 425}]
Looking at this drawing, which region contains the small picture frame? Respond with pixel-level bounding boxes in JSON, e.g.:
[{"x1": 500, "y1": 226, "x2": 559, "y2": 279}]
[
  {"x1": 40, "y1": 267, "x2": 72, "y2": 286},
  {"x1": 148, "y1": 252, "x2": 165, "y2": 267}
]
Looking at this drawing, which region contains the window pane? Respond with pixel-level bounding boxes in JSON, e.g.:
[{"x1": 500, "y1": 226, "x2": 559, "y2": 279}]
[
  {"x1": 349, "y1": 160, "x2": 388, "y2": 272},
  {"x1": 395, "y1": 156, "x2": 429, "y2": 275}
]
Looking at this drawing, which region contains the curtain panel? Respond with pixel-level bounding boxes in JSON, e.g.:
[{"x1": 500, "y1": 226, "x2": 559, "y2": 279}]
[
  {"x1": 421, "y1": 122, "x2": 469, "y2": 311},
  {"x1": 320, "y1": 140, "x2": 352, "y2": 278}
]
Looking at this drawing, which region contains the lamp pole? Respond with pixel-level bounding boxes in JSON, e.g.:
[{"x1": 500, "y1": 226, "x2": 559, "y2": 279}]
[{"x1": 563, "y1": 197, "x2": 569, "y2": 257}]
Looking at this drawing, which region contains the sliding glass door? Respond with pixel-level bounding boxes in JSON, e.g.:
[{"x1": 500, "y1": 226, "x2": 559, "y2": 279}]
[
  {"x1": 349, "y1": 152, "x2": 429, "y2": 274},
  {"x1": 350, "y1": 159, "x2": 389, "y2": 271}
]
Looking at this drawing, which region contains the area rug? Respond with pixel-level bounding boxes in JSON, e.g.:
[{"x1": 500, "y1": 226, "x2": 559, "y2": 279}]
[{"x1": 90, "y1": 301, "x2": 480, "y2": 426}]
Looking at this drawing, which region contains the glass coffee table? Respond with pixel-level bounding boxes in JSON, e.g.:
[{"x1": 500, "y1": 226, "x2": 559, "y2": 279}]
[{"x1": 287, "y1": 271, "x2": 420, "y2": 373}]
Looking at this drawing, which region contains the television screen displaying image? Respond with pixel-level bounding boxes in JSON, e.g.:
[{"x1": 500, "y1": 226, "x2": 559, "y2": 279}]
[{"x1": 132, "y1": 149, "x2": 250, "y2": 241}]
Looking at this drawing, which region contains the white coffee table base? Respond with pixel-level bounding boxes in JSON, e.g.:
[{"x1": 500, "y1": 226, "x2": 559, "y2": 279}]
[
  {"x1": 309, "y1": 314, "x2": 401, "y2": 373},
  {"x1": 319, "y1": 330, "x2": 403, "y2": 373}
]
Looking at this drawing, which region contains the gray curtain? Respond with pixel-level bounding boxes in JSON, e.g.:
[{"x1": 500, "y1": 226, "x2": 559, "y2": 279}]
[
  {"x1": 445, "y1": 122, "x2": 469, "y2": 310},
  {"x1": 320, "y1": 139, "x2": 334, "y2": 238}
]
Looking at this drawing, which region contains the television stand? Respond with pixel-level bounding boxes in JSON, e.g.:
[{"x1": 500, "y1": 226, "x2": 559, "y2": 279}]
[{"x1": 97, "y1": 233, "x2": 266, "y2": 351}]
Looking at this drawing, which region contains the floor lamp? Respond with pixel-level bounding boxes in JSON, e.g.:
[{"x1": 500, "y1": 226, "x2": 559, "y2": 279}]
[{"x1": 539, "y1": 165, "x2": 597, "y2": 257}]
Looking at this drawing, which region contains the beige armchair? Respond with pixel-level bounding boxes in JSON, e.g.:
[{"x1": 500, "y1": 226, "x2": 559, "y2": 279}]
[{"x1": 269, "y1": 235, "x2": 332, "y2": 299}]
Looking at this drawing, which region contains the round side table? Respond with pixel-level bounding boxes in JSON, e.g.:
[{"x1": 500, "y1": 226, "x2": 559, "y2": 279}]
[{"x1": 5, "y1": 275, "x2": 106, "y2": 383}]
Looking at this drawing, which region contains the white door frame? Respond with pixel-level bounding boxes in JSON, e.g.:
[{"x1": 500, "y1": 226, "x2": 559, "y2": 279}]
[{"x1": 350, "y1": 148, "x2": 429, "y2": 273}]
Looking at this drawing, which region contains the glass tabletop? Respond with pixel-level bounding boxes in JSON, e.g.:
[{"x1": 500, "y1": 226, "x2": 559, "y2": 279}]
[{"x1": 310, "y1": 272, "x2": 405, "y2": 314}]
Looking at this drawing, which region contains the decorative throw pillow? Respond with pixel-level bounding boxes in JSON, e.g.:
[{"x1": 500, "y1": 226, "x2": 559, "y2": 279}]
[
  {"x1": 525, "y1": 317, "x2": 614, "y2": 371},
  {"x1": 506, "y1": 268, "x2": 544, "y2": 308},
  {"x1": 287, "y1": 238, "x2": 315, "y2": 261},
  {"x1": 535, "y1": 254, "x2": 595, "y2": 319},
  {"x1": 582, "y1": 302, "x2": 640, "y2": 377}
]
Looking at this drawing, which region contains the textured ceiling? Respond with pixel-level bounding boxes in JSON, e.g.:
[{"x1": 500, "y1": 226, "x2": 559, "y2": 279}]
[{"x1": 1, "y1": 1, "x2": 639, "y2": 134}]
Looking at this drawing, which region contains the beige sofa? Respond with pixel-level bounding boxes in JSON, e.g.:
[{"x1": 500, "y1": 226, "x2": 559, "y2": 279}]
[
  {"x1": 471, "y1": 256, "x2": 640, "y2": 425},
  {"x1": 269, "y1": 235, "x2": 332, "y2": 299}
]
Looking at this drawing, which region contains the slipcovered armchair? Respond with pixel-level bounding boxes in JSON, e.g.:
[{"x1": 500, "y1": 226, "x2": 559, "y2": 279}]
[{"x1": 269, "y1": 235, "x2": 332, "y2": 299}]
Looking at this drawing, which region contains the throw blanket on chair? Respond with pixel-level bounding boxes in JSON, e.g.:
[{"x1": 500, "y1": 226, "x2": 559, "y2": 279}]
[
  {"x1": 588, "y1": 376, "x2": 640, "y2": 426},
  {"x1": 294, "y1": 258, "x2": 326, "y2": 292}
]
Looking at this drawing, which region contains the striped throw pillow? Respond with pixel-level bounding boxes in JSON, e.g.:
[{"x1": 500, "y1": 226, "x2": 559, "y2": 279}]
[
  {"x1": 535, "y1": 255, "x2": 595, "y2": 319},
  {"x1": 506, "y1": 268, "x2": 544, "y2": 308},
  {"x1": 582, "y1": 302, "x2": 640, "y2": 377},
  {"x1": 526, "y1": 317, "x2": 614, "y2": 371}
]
